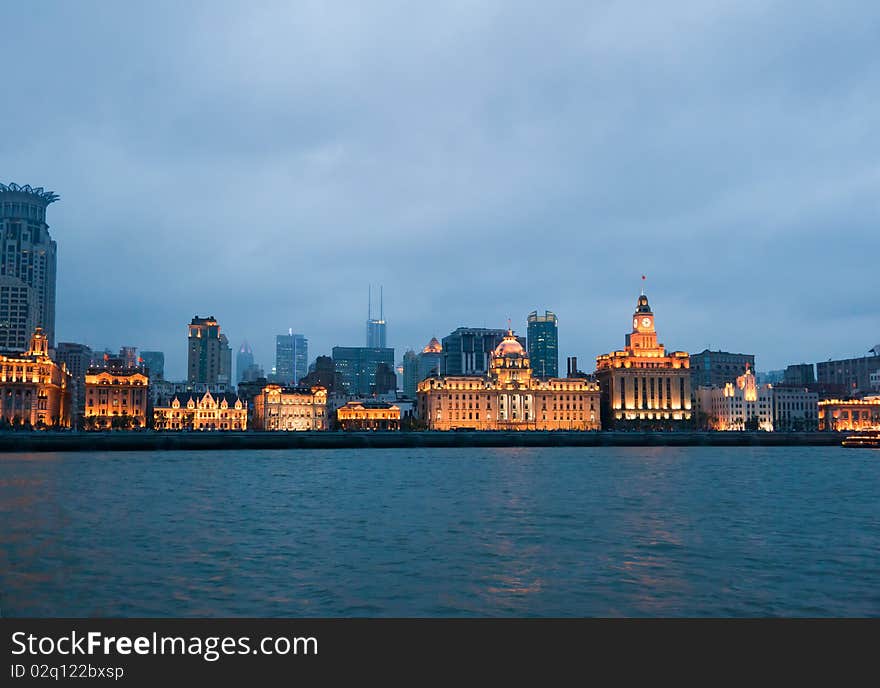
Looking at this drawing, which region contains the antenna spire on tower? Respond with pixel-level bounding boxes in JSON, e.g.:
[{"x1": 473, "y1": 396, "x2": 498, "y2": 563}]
[
  {"x1": 380, "y1": 285, "x2": 384, "y2": 321},
  {"x1": 368, "y1": 284, "x2": 372, "y2": 320},
  {"x1": 641, "y1": 274, "x2": 646, "y2": 295}
]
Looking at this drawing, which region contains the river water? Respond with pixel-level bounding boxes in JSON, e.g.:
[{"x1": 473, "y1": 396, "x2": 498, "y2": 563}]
[{"x1": 1, "y1": 446, "x2": 878, "y2": 616}]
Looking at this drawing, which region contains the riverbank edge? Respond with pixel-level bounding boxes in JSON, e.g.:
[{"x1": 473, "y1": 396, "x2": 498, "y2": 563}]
[{"x1": 0, "y1": 430, "x2": 845, "y2": 452}]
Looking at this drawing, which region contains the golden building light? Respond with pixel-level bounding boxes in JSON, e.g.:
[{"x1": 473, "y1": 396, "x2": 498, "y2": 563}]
[
  {"x1": 595, "y1": 290, "x2": 692, "y2": 427},
  {"x1": 417, "y1": 329, "x2": 601, "y2": 431},
  {"x1": 0, "y1": 328, "x2": 71, "y2": 428}
]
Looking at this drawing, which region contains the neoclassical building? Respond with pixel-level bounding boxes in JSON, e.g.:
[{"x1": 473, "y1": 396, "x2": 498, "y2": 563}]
[
  {"x1": 595, "y1": 292, "x2": 691, "y2": 428},
  {"x1": 84, "y1": 367, "x2": 149, "y2": 429},
  {"x1": 418, "y1": 329, "x2": 601, "y2": 431},
  {"x1": 0, "y1": 327, "x2": 70, "y2": 427},
  {"x1": 252, "y1": 384, "x2": 328, "y2": 431},
  {"x1": 336, "y1": 400, "x2": 401, "y2": 431},
  {"x1": 153, "y1": 390, "x2": 247, "y2": 431}
]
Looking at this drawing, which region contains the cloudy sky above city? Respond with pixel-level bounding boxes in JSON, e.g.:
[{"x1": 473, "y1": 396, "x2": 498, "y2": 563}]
[{"x1": 4, "y1": 1, "x2": 878, "y2": 378}]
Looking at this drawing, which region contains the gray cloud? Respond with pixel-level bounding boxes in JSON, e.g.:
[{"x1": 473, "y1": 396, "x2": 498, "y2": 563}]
[{"x1": 4, "y1": 0, "x2": 878, "y2": 376}]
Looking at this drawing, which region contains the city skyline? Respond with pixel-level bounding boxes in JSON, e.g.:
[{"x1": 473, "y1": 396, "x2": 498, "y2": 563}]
[{"x1": 4, "y1": 2, "x2": 878, "y2": 378}]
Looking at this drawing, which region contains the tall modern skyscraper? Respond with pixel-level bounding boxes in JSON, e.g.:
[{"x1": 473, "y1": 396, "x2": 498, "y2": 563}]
[
  {"x1": 366, "y1": 285, "x2": 387, "y2": 348},
  {"x1": 527, "y1": 310, "x2": 558, "y2": 378},
  {"x1": 236, "y1": 341, "x2": 254, "y2": 384},
  {"x1": 140, "y1": 351, "x2": 165, "y2": 381},
  {"x1": 0, "y1": 183, "x2": 59, "y2": 350},
  {"x1": 187, "y1": 316, "x2": 230, "y2": 384},
  {"x1": 275, "y1": 331, "x2": 308, "y2": 385}
]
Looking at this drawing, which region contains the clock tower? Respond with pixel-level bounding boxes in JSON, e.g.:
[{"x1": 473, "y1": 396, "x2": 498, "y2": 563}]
[{"x1": 626, "y1": 294, "x2": 658, "y2": 351}]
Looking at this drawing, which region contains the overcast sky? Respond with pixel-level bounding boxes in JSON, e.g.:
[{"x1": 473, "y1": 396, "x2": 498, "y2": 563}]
[{"x1": 4, "y1": 1, "x2": 878, "y2": 378}]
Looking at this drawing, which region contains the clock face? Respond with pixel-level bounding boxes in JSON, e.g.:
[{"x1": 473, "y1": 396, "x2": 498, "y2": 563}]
[
  {"x1": 641, "y1": 317, "x2": 652, "y2": 328},
  {"x1": 633, "y1": 318, "x2": 638, "y2": 329}
]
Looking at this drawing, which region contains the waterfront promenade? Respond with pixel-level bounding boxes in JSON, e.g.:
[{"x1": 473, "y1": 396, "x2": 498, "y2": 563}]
[{"x1": 0, "y1": 430, "x2": 843, "y2": 452}]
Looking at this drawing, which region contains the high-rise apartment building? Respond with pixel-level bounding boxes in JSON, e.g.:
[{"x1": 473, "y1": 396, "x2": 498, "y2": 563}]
[
  {"x1": 187, "y1": 316, "x2": 231, "y2": 384},
  {"x1": 0, "y1": 183, "x2": 58, "y2": 350},
  {"x1": 527, "y1": 310, "x2": 558, "y2": 378},
  {"x1": 275, "y1": 331, "x2": 308, "y2": 385}
]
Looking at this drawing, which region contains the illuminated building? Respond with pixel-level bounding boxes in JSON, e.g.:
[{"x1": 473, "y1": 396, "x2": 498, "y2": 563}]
[
  {"x1": 84, "y1": 366, "x2": 149, "y2": 430},
  {"x1": 0, "y1": 328, "x2": 70, "y2": 427},
  {"x1": 55, "y1": 342, "x2": 93, "y2": 429},
  {"x1": 696, "y1": 366, "x2": 773, "y2": 431},
  {"x1": 595, "y1": 292, "x2": 691, "y2": 428},
  {"x1": 153, "y1": 390, "x2": 246, "y2": 431},
  {"x1": 337, "y1": 400, "x2": 400, "y2": 431},
  {"x1": 252, "y1": 384, "x2": 328, "y2": 431},
  {"x1": 818, "y1": 398, "x2": 880, "y2": 432},
  {"x1": 442, "y1": 328, "x2": 525, "y2": 376},
  {"x1": 418, "y1": 329, "x2": 600, "y2": 431},
  {"x1": 527, "y1": 310, "x2": 558, "y2": 378},
  {"x1": 187, "y1": 316, "x2": 231, "y2": 384},
  {"x1": 0, "y1": 183, "x2": 58, "y2": 350}
]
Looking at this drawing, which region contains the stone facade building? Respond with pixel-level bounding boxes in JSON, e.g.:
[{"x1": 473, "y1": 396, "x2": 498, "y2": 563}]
[
  {"x1": 0, "y1": 328, "x2": 70, "y2": 427},
  {"x1": 418, "y1": 329, "x2": 600, "y2": 431},
  {"x1": 595, "y1": 292, "x2": 691, "y2": 428},
  {"x1": 252, "y1": 384, "x2": 328, "y2": 431}
]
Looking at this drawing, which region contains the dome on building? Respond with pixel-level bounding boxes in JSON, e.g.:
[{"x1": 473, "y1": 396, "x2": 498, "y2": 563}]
[
  {"x1": 636, "y1": 294, "x2": 652, "y2": 313},
  {"x1": 422, "y1": 337, "x2": 442, "y2": 354},
  {"x1": 493, "y1": 331, "x2": 525, "y2": 357}
]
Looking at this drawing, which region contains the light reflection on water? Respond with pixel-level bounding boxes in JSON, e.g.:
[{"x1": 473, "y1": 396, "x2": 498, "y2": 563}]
[{"x1": 1, "y1": 446, "x2": 878, "y2": 617}]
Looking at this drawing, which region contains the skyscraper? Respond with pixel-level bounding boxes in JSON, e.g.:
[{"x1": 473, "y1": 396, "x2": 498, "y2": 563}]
[
  {"x1": 527, "y1": 310, "x2": 558, "y2": 378},
  {"x1": 275, "y1": 331, "x2": 308, "y2": 385},
  {"x1": 236, "y1": 341, "x2": 254, "y2": 384},
  {"x1": 0, "y1": 183, "x2": 59, "y2": 350},
  {"x1": 366, "y1": 285, "x2": 387, "y2": 348},
  {"x1": 187, "y1": 316, "x2": 230, "y2": 384}
]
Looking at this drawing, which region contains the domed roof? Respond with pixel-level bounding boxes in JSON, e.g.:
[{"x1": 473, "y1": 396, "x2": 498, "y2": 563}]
[
  {"x1": 636, "y1": 294, "x2": 652, "y2": 313},
  {"x1": 494, "y1": 331, "x2": 525, "y2": 357},
  {"x1": 422, "y1": 337, "x2": 442, "y2": 354}
]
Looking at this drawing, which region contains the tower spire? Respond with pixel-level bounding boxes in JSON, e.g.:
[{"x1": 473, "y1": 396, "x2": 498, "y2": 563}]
[
  {"x1": 641, "y1": 274, "x2": 646, "y2": 296},
  {"x1": 368, "y1": 284, "x2": 372, "y2": 320},
  {"x1": 380, "y1": 285, "x2": 383, "y2": 321}
]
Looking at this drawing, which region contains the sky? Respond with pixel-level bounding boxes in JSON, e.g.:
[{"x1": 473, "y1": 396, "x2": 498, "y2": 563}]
[{"x1": 3, "y1": 1, "x2": 879, "y2": 379}]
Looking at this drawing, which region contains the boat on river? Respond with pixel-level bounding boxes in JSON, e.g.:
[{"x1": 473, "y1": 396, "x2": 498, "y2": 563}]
[{"x1": 841, "y1": 432, "x2": 880, "y2": 448}]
